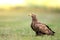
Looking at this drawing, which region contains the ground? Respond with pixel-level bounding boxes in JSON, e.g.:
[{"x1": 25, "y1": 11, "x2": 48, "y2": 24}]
[{"x1": 0, "y1": 11, "x2": 60, "y2": 40}]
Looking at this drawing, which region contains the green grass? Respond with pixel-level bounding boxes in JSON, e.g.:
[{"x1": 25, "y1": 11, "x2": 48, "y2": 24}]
[{"x1": 0, "y1": 12, "x2": 60, "y2": 40}]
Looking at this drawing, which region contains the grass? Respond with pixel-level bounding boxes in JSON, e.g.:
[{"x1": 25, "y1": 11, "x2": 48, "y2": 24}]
[{"x1": 0, "y1": 12, "x2": 60, "y2": 40}]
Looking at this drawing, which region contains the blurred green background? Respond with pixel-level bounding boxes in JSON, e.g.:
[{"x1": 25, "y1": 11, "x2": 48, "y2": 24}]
[{"x1": 0, "y1": 0, "x2": 60, "y2": 40}]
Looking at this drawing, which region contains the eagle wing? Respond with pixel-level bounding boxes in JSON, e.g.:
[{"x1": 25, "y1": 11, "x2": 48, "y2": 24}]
[{"x1": 35, "y1": 23, "x2": 53, "y2": 34}]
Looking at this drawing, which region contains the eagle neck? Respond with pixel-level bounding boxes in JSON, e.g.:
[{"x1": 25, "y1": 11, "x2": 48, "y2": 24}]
[{"x1": 32, "y1": 17, "x2": 38, "y2": 22}]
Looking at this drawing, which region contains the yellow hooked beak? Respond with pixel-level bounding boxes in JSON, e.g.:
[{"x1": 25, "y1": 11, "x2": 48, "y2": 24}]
[
  {"x1": 28, "y1": 13, "x2": 32, "y2": 16},
  {"x1": 28, "y1": 12, "x2": 35, "y2": 16}
]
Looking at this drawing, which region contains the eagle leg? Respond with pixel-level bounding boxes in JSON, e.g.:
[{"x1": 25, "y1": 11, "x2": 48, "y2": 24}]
[{"x1": 36, "y1": 31, "x2": 42, "y2": 36}]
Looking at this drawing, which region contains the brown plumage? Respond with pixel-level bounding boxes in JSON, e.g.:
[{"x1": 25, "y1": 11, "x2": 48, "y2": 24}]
[{"x1": 29, "y1": 13, "x2": 55, "y2": 36}]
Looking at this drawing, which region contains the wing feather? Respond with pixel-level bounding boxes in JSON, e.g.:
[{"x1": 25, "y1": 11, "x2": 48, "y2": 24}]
[{"x1": 35, "y1": 23, "x2": 53, "y2": 34}]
